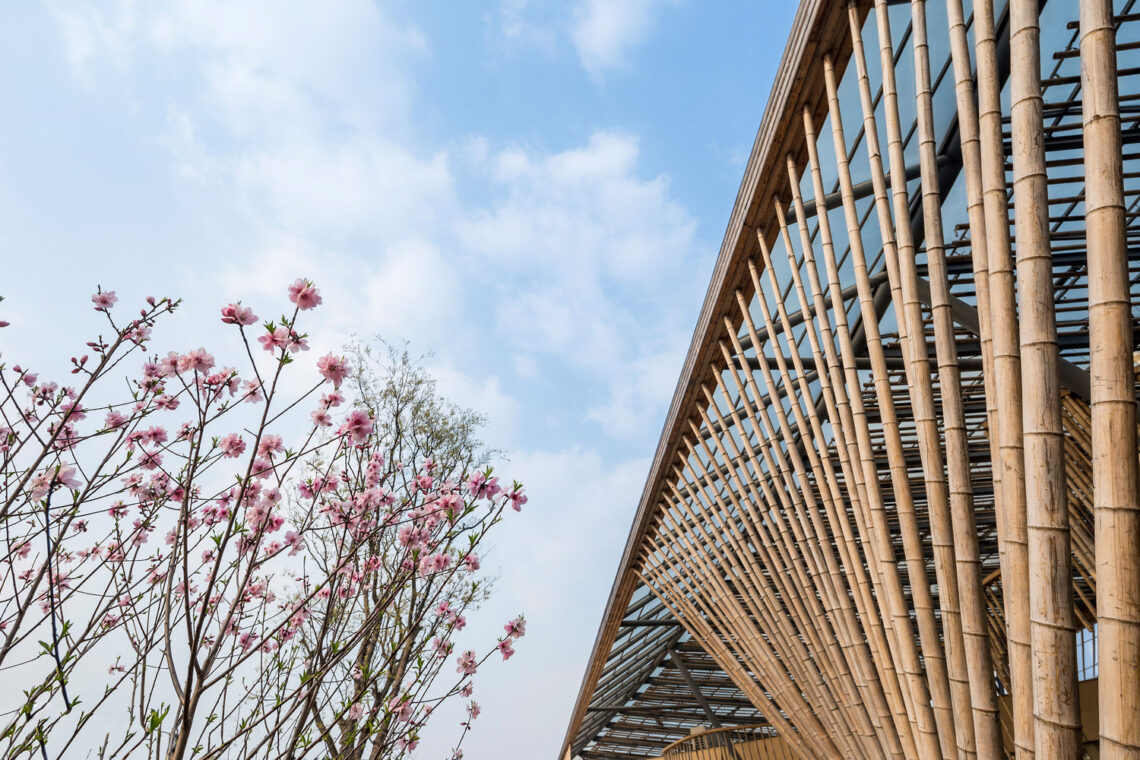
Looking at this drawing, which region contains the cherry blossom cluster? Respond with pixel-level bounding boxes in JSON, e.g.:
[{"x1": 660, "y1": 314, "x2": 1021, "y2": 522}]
[{"x1": 0, "y1": 279, "x2": 528, "y2": 760}]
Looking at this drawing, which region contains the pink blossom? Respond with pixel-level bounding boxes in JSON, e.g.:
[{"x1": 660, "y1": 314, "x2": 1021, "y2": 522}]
[
  {"x1": 284, "y1": 531, "x2": 304, "y2": 556},
  {"x1": 242, "y1": 379, "x2": 263, "y2": 404},
  {"x1": 467, "y1": 701, "x2": 481, "y2": 720},
  {"x1": 257, "y1": 435, "x2": 284, "y2": 460},
  {"x1": 432, "y1": 636, "x2": 453, "y2": 659},
  {"x1": 28, "y1": 472, "x2": 51, "y2": 501},
  {"x1": 104, "y1": 410, "x2": 127, "y2": 429},
  {"x1": 466, "y1": 471, "x2": 501, "y2": 500},
  {"x1": 287, "y1": 279, "x2": 323, "y2": 310},
  {"x1": 251, "y1": 458, "x2": 274, "y2": 480},
  {"x1": 139, "y1": 449, "x2": 163, "y2": 471},
  {"x1": 220, "y1": 303, "x2": 258, "y2": 326},
  {"x1": 460, "y1": 683, "x2": 473, "y2": 698},
  {"x1": 258, "y1": 326, "x2": 290, "y2": 353},
  {"x1": 463, "y1": 554, "x2": 480, "y2": 572},
  {"x1": 346, "y1": 702, "x2": 364, "y2": 721},
  {"x1": 497, "y1": 639, "x2": 515, "y2": 660},
  {"x1": 387, "y1": 696, "x2": 412, "y2": 722},
  {"x1": 504, "y1": 615, "x2": 526, "y2": 638},
  {"x1": 316, "y1": 354, "x2": 350, "y2": 388},
  {"x1": 219, "y1": 433, "x2": 246, "y2": 458},
  {"x1": 182, "y1": 348, "x2": 215, "y2": 373},
  {"x1": 456, "y1": 650, "x2": 477, "y2": 676},
  {"x1": 92, "y1": 290, "x2": 117, "y2": 311},
  {"x1": 311, "y1": 409, "x2": 331, "y2": 427},
  {"x1": 343, "y1": 410, "x2": 373, "y2": 445},
  {"x1": 57, "y1": 464, "x2": 81, "y2": 491},
  {"x1": 509, "y1": 488, "x2": 528, "y2": 511}
]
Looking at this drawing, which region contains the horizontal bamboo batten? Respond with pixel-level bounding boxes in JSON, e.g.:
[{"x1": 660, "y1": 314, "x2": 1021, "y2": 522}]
[{"x1": 562, "y1": 1, "x2": 1140, "y2": 759}]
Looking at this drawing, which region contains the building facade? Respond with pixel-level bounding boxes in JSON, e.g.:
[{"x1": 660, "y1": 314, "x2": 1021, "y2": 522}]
[{"x1": 560, "y1": 1, "x2": 1140, "y2": 759}]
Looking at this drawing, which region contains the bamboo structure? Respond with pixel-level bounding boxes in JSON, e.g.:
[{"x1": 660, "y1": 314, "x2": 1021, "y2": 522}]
[
  {"x1": 560, "y1": 1, "x2": 1140, "y2": 759},
  {"x1": 1082, "y1": 2, "x2": 1140, "y2": 759}
]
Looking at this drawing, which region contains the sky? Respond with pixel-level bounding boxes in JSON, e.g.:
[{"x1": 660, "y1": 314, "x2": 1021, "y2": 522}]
[{"x1": 0, "y1": 1, "x2": 796, "y2": 758}]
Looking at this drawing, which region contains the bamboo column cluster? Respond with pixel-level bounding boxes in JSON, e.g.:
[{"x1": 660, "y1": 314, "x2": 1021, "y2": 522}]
[{"x1": 611, "y1": 1, "x2": 1140, "y2": 760}]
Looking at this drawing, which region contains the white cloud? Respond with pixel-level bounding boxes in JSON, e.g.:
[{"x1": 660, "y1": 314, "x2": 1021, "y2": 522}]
[
  {"x1": 570, "y1": 0, "x2": 675, "y2": 78},
  {"x1": 489, "y1": 0, "x2": 559, "y2": 55},
  {"x1": 235, "y1": 137, "x2": 453, "y2": 239},
  {"x1": 51, "y1": 1, "x2": 136, "y2": 82},
  {"x1": 458, "y1": 131, "x2": 703, "y2": 437}
]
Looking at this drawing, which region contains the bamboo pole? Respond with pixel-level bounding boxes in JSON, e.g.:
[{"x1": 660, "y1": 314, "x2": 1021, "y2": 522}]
[
  {"x1": 1009, "y1": 2, "x2": 1082, "y2": 758},
  {"x1": 1081, "y1": 1, "x2": 1140, "y2": 757},
  {"x1": 670, "y1": 426, "x2": 872, "y2": 757},
  {"x1": 697, "y1": 335, "x2": 880, "y2": 758},
  {"x1": 664, "y1": 468, "x2": 861, "y2": 757},
  {"x1": 679, "y1": 416, "x2": 883, "y2": 759},
  {"x1": 941, "y1": 2, "x2": 1007, "y2": 757},
  {"x1": 974, "y1": 1, "x2": 1033, "y2": 756}
]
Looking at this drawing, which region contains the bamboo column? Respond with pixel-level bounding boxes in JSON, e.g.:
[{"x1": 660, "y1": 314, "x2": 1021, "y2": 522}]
[
  {"x1": 820, "y1": 53, "x2": 932, "y2": 745},
  {"x1": 941, "y1": 1, "x2": 1007, "y2": 758},
  {"x1": 1081, "y1": 1, "x2": 1140, "y2": 757},
  {"x1": 1009, "y1": 2, "x2": 1082, "y2": 759},
  {"x1": 974, "y1": 0, "x2": 1033, "y2": 756},
  {"x1": 649, "y1": 500, "x2": 846, "y2": 759},
  {"x1": 681, "y1": 416, "x2": 885, "y2": 759},
  {"x1": 699, "y1": 333, "x2": 880, "y2": 758},
  {"x1": 665, "y1": 469, "x2": 864, "y2": 758},
  {"x1": 671, "y1": 427, "x2": 876, "y2": 758}
]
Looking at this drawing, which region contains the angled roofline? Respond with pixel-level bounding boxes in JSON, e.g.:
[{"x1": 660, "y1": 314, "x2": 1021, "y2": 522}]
[{"x1": 555, "y1": 0, "x2": 864, "y2": 756}]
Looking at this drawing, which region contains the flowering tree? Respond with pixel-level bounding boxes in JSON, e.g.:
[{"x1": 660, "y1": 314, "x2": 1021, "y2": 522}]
[{"x1": 0, "y1": 281, "x2": 526, "y2": 760}]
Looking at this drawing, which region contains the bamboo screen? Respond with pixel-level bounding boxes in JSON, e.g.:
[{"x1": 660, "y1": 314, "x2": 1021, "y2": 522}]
[{"x1": 566, "y1": 1, "x2": 1140, "y2": 760}]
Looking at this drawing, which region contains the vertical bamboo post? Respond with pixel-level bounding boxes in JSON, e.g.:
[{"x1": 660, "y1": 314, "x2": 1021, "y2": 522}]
[
  {"x1": 974, "y1": 1, "x2": 1033, "y2": 756},
  {"x1": 1009, "y1": 2, "x2": 1082, "y2": 758},
  {"x1": 666, "y1": 467, "x2": 861, "y2": 757},
  {"x1": 888, "y1": 4, "x2": 980, "y2": 758},
  {"x1": 1081, "y1": 1, "x2": 1140, "y2": 757},
  {"x1": 941, "y1": 2, "x2": 1007, "y2": 758},
  {"x1": 653, "y1": 497, "x2": 846, "y2": 759}
]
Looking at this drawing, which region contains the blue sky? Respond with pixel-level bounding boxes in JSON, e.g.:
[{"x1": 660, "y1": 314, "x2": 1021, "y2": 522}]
[{"x1": 0, "y1": 1, "x2": 795, "y2": 757}]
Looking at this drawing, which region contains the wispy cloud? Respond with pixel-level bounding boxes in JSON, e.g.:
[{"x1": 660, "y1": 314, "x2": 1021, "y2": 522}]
[{"x1": 570, "y1": 0, "x2": 677, "y2": 78}]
